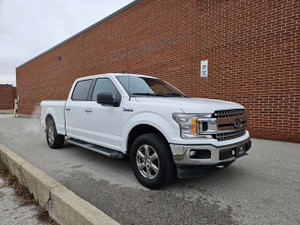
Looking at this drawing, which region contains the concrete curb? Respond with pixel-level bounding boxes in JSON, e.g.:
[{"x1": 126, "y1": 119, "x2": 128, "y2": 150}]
[
  {"x1": 0, "y1": 143, "x2": 120, "y2": 225},
  {"x1": 15, "y1": 114, "x2": 37, "y2": 118},
  {"x1": 0, "y1": 110, "x2": 13, "y2": 114}
]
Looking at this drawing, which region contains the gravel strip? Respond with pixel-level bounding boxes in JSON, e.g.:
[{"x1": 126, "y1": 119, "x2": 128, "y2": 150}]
[{"x1": 0, "y1": 177, "x2": 47, "y2": 225}]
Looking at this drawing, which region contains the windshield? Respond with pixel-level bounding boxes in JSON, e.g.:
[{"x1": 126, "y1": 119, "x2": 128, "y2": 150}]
[{"x1": 117, "y1": 76, "x2": 186, "y2": 97}]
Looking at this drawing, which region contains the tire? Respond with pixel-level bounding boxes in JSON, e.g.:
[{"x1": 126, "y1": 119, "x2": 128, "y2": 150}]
[
  {"x1": 46, "y1": 118, "x2": 64, "y2": 149},
  {"x1": 130, "y1": 133, "x2": 176, "y2": 189}
]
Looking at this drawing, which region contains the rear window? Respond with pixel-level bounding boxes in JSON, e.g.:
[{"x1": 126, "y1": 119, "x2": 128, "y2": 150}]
[{"x1": 71, "y1": 79, "x2": 92, "y2": 101}]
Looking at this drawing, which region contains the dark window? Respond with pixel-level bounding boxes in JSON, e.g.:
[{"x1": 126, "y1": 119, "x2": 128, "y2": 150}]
[
  {"x1": 117, "y1": 76, "x2": 186, "y2": 97},
  {"x1": 92, "y1": 78, "x2": 120, "y2": 101},
  {"x1": 71, "y1": 79, "x2": 92, "y2": 101}
]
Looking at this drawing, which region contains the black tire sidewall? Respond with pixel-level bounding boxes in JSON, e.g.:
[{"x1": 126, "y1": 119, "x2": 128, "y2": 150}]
[
  {"x1": 46, "y1": 119, "x2": 64, "y2": 149},
  {"x1": 46, "y1": 120, "x2": 55, "y2": 148},
  {"x1": 130, "y1": 133, "x2": 175, "y2": 189}
]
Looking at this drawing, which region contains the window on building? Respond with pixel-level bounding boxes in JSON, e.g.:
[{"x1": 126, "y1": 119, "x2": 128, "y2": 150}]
[{"x1": 71, "y1": 79, "x2": 92, "y2": 101}]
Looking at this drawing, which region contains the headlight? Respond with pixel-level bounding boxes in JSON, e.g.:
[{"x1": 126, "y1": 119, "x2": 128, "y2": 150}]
[{"x1": 172, "y1": 113, "x2": 216, "y2": 139}]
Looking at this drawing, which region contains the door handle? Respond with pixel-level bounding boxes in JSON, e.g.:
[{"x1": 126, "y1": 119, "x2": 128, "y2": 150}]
[
  {"x1": 85, "y1": 108, "x2": 92, "y2": 113},
  {"x1": 65, "y1": 107, "x2": 71, "y2": 111}
]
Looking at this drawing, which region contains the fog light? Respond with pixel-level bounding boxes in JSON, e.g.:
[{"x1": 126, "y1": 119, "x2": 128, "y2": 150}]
[
  {"x1": 189, "y1": 149, "x2": 211, "y2": 159},
  {"x1": 190, "y1": 150, "x2": 197, "y2": 157}
]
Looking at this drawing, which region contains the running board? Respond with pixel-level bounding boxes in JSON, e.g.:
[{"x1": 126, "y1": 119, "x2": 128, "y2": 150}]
[{"x1": 66, "y1": 138, "x2": 125, "y2": 159}]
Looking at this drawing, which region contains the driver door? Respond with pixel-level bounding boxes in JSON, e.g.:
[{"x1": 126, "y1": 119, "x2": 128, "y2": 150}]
[{"x1": 84, "y1": 77, "x2": 123, "y2": 151}]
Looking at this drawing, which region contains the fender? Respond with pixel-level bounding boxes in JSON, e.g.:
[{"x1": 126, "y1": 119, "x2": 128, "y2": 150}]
[
  {"x1": 120, "y1": 111, "x2": 179, "y2": 152},
  {"x1": 45, "y1": 107, "x2": 66, "y2": 135}
]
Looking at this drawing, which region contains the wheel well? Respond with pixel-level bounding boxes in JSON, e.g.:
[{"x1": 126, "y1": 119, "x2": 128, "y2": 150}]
[
  {"x1": 45, "y1": 114, "x2": 54, "y2": 125},
  {"x1": 127, "y1": 124, "x2": 169, "y2": 155}
]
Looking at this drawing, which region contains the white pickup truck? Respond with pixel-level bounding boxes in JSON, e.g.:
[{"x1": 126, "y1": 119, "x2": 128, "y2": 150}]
[{"x1": 40, "y1": 73, "x2": 251, "y2": 189}]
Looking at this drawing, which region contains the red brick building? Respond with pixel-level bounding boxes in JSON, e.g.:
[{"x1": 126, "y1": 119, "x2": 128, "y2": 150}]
[
  {"x1": 16, "y1": 0, "x2": 299, "y2": 142},
  {"x1": 0, "y1": 84, "x2": 16, "y2": 111}
]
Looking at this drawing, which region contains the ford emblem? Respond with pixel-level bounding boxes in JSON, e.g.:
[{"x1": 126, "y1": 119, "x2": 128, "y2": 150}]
[{"x1": 233, "y1": 119, "x2": 242, "y2": 128}]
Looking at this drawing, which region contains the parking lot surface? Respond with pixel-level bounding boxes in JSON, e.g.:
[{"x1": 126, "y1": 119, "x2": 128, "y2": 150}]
[{"x1": 0, "y1": 115, "x2": 299, "y2": 225}]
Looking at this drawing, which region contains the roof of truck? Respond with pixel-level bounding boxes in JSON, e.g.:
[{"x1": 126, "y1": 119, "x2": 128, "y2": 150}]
[{"x1": 76, "y1": 73, "x2": 157, "y2": 81}]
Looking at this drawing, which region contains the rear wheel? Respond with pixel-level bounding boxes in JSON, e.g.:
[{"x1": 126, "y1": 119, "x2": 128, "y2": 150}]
[
  {"x1": 46, "y1": 118, "x2": 64, "y2": 149},
  {"x1": 130, "y1": 133, "x2": 176, "y2": 189}
]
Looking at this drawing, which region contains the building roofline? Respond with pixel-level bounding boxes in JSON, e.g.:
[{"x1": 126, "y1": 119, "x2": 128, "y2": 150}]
[{"x1": 16, "y1": 0, "x2": 142, "y2": 69}]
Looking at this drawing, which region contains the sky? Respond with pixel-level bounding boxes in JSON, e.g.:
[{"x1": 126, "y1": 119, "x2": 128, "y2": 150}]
[{"x1": 0, "y1": 0, "x2": 134, "y2": 86}]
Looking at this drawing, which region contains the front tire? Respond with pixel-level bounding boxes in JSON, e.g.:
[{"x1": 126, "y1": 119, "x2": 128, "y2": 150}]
[
  {"x1": 130, "y1": 133, "x2": 176, "y2": 189},
  {"x1": 46, "y1": 119, "x2": 64, "y2": 149}
]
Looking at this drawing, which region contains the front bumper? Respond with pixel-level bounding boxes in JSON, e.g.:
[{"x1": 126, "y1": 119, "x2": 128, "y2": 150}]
[{"x1": 170, "y1": 138, "x2": 251, "y2": 177}]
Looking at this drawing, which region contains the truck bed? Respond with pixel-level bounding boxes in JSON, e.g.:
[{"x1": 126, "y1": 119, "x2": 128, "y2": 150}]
[{"x1": 40, "y1": 100, "x2": 66, "y2": 135}]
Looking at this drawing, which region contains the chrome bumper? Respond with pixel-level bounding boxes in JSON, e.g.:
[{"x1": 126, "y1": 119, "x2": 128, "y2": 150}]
[{"x1": 170, "y1": 138, "x2": 251, "y2": 166}]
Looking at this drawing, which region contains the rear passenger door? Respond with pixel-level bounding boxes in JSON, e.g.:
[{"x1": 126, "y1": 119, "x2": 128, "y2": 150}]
[{"x1": 65, "y1": 79, "x2": 93, "y2": 140}]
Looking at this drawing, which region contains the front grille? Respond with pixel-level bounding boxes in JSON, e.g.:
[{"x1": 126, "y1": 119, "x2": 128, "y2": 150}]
[
  {"x1": 215, "y1": 129, "x2": 246, "y2": 141},
  {"x1": 214, "y1": 109, "x2": 245, "y2": 118}
]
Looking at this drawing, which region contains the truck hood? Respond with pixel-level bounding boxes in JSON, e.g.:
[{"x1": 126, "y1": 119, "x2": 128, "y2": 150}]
[{"x1": 135, "y1": 97, "x2": 244, "y2": 113}]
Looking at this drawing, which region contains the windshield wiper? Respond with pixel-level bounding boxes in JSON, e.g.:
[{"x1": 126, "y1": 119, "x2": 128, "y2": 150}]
[
  {"x1": 159, "y1": 93, "x2": 185, "y2": 97},
  {"x1": 132, "y1": 92, "x2": 186, "y2": 97},
  {"x1": 131, "y1": 93, "x2": 157, "y2": 96},
  {"x1": 155, "y1": 93, "x2": 187, "y2": 97}
]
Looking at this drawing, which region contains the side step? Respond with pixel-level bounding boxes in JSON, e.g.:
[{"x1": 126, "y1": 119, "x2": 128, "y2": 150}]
[{"x1": 66, "y1": 138, "x2": 125, "y2": 159}]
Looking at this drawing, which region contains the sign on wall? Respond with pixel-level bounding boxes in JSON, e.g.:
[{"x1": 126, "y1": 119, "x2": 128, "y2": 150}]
[{"x1": 200, "y1": 60, "x2": 208, "y2": 78}]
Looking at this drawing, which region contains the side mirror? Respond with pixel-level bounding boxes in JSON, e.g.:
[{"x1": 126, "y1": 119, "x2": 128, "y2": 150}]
[{"x1": 97, "y1": 92, "x2": 120, "y2": 107}]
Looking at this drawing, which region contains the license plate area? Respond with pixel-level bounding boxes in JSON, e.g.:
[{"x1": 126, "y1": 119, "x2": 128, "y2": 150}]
[{"x1": 235, "y1": 144, "x2": 246, "y2": 158}]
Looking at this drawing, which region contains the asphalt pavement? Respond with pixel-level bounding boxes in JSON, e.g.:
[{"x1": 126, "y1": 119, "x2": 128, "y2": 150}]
[{"x1": 0, "y1": 115, "x2": 299, "y2": 225}]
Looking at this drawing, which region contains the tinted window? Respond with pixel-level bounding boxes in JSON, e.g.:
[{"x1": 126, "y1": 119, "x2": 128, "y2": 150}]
[
  {"x1": 117, "y1": 76, "x2": 185, "y2": 97},
  {"x1": 118, "y1": 76, "x2": 153, "y2": 94},
  {"x1": 71, "y1": 79, "x2": 92, "y2": 101},
  {"x1": 92, "y1": 78, "x2": 120, "y2": 101}
]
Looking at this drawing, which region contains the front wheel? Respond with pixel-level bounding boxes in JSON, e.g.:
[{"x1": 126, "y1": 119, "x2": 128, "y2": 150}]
[
  {"x1": 46, "y1": 119, "x2": 64, "y2": 149},
  {"x1": 130, "y1": 133, "x2": 176, "y2": 189}
]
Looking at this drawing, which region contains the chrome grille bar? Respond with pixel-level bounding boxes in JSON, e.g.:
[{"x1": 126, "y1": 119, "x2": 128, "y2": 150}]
[
  {"x1": 212, "y1": 109, "x2": 247, "y2": 141},
  {"x1": 215, "y1": 129, "x2": 246, "y2": 141},
  {"x1": 214, "y1": 109, "x2": 245, "y2": 118}
]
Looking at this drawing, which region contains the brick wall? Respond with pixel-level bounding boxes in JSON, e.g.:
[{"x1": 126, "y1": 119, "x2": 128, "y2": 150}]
[
  {"x1": 16, "y1": 0, "x2": 299, "y2": 142},
  {"x1": 0, "y1": 85, "x2": 14, "y2": 110},
  {"x1": 13, "y1": 87, "x2": 17, "y2": 99}
]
